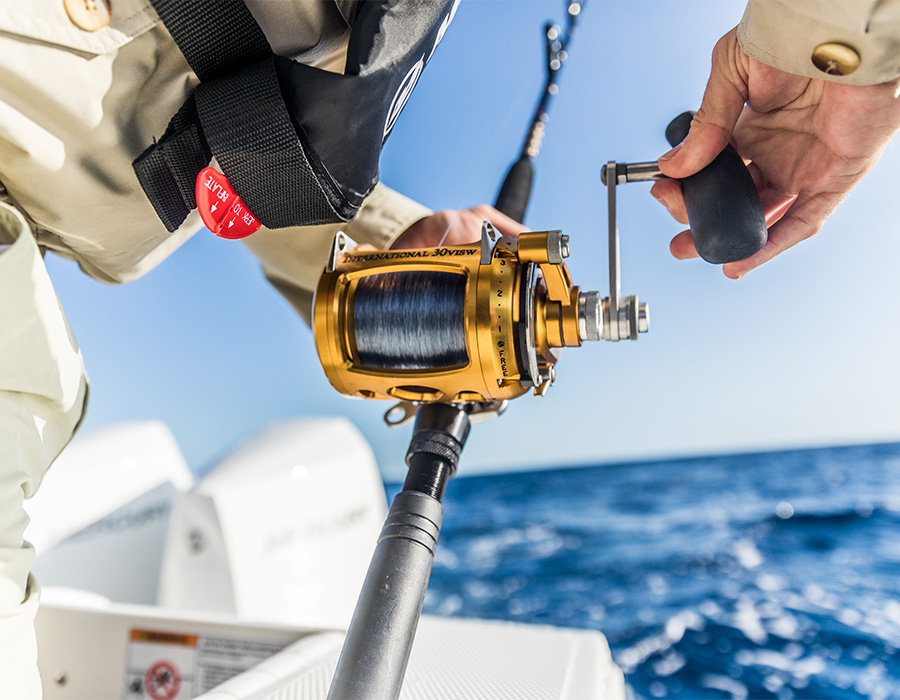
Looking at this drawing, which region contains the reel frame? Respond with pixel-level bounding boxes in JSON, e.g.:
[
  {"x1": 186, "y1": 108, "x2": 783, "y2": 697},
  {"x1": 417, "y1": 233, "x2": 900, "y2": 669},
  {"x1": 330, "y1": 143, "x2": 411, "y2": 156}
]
[{"x1": 313, "y1": 226, "x2": 602, "y2": 406}]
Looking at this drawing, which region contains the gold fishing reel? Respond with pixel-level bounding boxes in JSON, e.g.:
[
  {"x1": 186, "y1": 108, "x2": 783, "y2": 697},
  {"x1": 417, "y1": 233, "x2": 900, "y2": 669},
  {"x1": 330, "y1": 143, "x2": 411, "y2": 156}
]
[{"x1": 314, "y1": 217, "x2": 648, "y2": 411}]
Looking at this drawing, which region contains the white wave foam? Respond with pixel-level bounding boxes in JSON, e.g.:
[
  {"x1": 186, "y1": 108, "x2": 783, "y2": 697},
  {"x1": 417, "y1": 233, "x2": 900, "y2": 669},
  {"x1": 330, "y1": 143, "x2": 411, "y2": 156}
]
[{"x1": 700, "y1": 674, "x2": 749, "y2": 700}]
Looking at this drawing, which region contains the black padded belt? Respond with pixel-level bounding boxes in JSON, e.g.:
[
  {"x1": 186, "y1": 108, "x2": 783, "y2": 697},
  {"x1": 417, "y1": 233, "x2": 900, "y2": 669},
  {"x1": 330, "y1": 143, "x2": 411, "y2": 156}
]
[{"x1": 134, "y1": 0, "x2": 459, "y2": 232}]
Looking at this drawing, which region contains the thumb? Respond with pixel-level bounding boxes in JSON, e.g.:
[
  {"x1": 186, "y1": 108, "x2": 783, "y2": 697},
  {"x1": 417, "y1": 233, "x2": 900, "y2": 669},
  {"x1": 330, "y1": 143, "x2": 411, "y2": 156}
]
[{"x1": 659, "y1": 27, "x2": 749, "y2": 179}]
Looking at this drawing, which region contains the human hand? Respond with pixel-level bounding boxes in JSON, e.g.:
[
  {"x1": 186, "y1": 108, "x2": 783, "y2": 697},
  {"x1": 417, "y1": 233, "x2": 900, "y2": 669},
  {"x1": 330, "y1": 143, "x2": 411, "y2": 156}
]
[
  {"x1": 390, "y1": 204, "x2": 529, "y2": 250},
  {"x1": 652, "y1": 27, "x2": 900, "y2": 279}
]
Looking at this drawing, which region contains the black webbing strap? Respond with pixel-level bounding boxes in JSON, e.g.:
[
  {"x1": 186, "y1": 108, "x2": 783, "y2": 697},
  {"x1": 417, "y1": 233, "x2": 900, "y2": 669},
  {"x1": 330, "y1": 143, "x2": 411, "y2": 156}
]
[
  {"x1": 149, "y1": 0, "x2": 271, "y2": 81},
  {"x1": 196, "y1": 59, "x2": 341, "y2": 228},
  {"x1": 135, "y1": 0, "x2": 343, "y2": 231},
  {"x1": 133, "y1": 97, "x2": 211, "y2": 232}
]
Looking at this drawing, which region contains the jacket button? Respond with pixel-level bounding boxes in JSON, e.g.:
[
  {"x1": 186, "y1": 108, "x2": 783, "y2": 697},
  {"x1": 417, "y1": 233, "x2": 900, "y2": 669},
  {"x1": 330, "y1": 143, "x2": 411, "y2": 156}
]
[
  {"x1": 64, "y1": 0, "x2": 111, "y2": 32},
  {"x1": 811, "y1": 42, "x2": 861, "y2": 76}
]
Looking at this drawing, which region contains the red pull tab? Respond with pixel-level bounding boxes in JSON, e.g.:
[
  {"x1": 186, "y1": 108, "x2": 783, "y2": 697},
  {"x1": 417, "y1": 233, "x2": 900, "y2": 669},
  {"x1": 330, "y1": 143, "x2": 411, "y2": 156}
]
[{"x1": 195, "y1": 167, "x2": 262, "y2": 240}]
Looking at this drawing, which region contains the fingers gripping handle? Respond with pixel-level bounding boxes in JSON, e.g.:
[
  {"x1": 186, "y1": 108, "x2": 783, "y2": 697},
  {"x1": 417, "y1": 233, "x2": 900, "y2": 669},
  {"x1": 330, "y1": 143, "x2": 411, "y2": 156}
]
[
  {"x1": 666, "y1": 111, "x2": 767, "y2": 264},
  {"x1": 494, "y1": 156, "x2": 534, "y2": 224}
]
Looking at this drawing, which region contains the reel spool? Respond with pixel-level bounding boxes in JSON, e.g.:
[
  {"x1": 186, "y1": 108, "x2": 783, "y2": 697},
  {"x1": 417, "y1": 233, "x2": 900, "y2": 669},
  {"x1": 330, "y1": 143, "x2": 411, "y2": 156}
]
[{"x1": 314, "y1": 224, "x2": 648, "y2": 407}]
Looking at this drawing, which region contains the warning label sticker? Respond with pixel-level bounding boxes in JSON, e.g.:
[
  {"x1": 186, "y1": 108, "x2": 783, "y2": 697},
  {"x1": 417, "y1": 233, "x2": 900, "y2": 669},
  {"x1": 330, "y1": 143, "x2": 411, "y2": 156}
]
[
  {"x1": 124, "y1": 628, "x2": 289, "y2": 699},
  {"x1": 145, "y1": 660, "x2": 182, "y2": 700}
]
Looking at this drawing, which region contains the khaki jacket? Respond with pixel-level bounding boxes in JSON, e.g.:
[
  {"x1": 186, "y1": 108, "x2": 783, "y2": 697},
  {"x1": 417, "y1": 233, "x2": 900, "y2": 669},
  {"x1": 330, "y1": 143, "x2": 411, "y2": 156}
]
[{"x1": 0, "y1": 0, "x2": 429, "y2": 303}]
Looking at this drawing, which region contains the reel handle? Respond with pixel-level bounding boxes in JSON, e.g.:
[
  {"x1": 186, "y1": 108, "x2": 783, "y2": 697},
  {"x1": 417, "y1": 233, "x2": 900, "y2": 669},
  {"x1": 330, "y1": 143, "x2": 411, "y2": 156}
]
[
  {"x1": 665, "y1": 111, "x2": 767, "y2": 264},
  {"x1": 494, "y1": 155, "x2": 534, "y2": 224}
]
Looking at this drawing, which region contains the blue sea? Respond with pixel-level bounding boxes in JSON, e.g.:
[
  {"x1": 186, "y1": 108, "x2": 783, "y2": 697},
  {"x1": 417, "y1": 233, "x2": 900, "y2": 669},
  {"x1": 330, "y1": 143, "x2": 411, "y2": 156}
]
[{"x1": 390, "y1": 442, "x2": 900, "y2": 699}]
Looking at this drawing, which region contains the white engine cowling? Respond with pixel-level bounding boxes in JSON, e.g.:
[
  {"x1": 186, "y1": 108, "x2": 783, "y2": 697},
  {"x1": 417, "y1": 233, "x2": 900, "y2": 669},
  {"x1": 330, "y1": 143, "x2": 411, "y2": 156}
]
[{"x1": 158, "y1": 417, "x2": 388, "y2": 629}]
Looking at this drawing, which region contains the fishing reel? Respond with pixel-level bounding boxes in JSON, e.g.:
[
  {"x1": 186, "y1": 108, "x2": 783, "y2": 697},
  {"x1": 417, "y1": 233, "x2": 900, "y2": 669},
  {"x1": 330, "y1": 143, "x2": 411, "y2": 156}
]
[
  {"x1": 313, "y1": 115, "x2": 767, "y2": 422},
  {"x1": 313, "y1": 216, "x2": 648, "y2": 414}
]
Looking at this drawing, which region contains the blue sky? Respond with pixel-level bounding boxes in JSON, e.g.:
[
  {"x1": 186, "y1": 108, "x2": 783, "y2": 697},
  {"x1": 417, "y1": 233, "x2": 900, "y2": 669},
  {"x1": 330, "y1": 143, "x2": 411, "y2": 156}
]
[{"x1": 46, "y1": 1, "x2": 900, "y2": 481}]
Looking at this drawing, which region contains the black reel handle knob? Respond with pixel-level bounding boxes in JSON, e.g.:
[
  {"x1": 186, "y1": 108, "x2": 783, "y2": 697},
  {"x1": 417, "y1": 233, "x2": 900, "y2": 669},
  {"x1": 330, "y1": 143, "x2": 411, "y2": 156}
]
[{"x1": 666, "y1": 111, "x2": 767, "y2": 264}]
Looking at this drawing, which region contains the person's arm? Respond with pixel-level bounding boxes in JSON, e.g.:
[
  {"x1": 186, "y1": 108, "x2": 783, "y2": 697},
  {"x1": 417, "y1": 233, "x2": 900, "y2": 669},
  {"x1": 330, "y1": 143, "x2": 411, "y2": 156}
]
[{"x1": 652, "y1": 0, "x2": 900, "y2": 279}]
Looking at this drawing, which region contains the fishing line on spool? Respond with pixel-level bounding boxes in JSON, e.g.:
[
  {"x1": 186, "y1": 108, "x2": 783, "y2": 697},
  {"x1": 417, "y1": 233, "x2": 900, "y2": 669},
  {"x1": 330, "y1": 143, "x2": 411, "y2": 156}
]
[{"x1": 353, "y1": 270, "x2": 469, "y2": 370}]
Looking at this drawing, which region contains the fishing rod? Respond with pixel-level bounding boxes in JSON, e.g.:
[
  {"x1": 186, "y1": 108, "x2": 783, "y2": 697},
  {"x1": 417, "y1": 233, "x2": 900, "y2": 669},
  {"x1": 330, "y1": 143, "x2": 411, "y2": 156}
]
[
  {"x1": 320, "y1": 3, "x2": 766, "y2": 698},
  {"x1": 323, "y1": 7, "x2": 602, "y2": 700},
  {"x1": 494, "y1": 0, "x2": 585, "y2": 223}
]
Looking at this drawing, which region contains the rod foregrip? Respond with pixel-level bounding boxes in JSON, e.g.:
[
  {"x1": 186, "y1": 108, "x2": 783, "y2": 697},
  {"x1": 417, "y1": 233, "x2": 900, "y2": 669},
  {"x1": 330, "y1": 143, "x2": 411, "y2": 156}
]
[
  {"x1": 666, "y1": 111, "x2": 767, "y2": 264},
  {"x1": 494, "y1": 155, "x2": 534, "y2": 224},
  {"x1": 327, "y1": 491, "x2": 443, "y2": 700}
]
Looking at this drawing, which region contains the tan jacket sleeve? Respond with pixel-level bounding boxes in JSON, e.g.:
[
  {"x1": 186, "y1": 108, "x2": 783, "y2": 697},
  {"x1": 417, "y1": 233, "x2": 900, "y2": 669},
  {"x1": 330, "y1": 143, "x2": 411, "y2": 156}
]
[
  {"x1": 0, "y1": 202, "x2": 88, "y2": 698},
  {"x1": 738, "y1": 0, "x2": 900, "y2": 85},
  {"x1": 242, "y1": 182, "x2": 431, "y2": 326}
]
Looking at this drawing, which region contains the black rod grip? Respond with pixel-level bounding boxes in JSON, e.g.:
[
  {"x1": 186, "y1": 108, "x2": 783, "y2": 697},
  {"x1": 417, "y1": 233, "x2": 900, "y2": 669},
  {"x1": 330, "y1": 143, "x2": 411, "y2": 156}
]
[
  {"x1": 327, "y1": 491, "x2": 443, "y2": 700},
  {"x1": 666, "y1": 111, "x2": 767, "y2": 264},
  {"x1": 494, "y1": 155, "x2": 534, "y2": 224}
]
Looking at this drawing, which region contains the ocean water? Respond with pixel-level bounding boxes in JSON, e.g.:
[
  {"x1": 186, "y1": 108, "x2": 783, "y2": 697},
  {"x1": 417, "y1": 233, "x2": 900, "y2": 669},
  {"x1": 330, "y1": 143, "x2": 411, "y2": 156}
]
[{"x1": 389, "y1": 442, "x2": 900, "y2": 699}]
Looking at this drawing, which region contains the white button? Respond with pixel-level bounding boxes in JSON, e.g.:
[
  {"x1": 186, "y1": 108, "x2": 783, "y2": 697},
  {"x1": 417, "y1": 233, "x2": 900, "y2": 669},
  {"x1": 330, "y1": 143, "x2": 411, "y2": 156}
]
[{"x1": 64, "y1": 0, "x2": 111, "y2": 32}]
